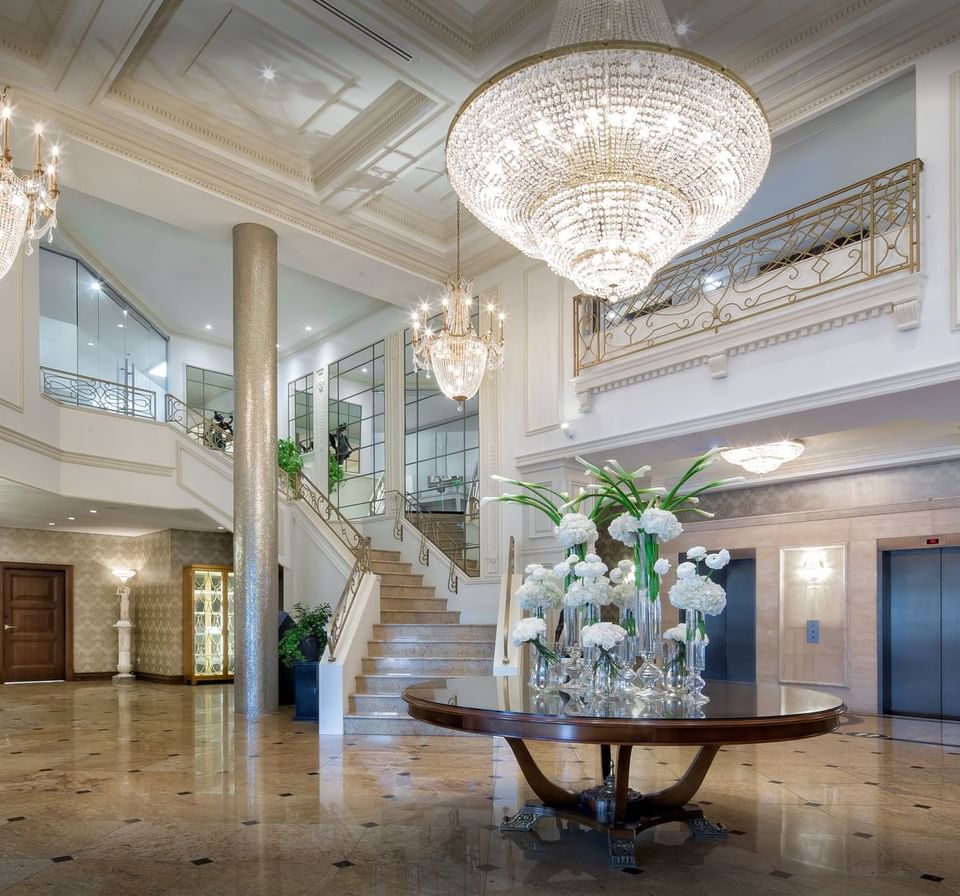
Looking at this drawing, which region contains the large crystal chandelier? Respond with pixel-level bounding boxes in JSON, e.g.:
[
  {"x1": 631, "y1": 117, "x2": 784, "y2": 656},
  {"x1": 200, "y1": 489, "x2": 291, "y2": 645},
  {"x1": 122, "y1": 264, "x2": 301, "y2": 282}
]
[
  {"x1": 446, "y1": 0, "x2": 771, "y2": 300},
  {"x1": 0, "y1": 86, "x2": 60, "y2": 280},
  {"x1": 721, "y1": 440, "x2": 804, "y2": 475},
  {"x1": 412, "y1": 207, "x2": 504, "y2": 403}
]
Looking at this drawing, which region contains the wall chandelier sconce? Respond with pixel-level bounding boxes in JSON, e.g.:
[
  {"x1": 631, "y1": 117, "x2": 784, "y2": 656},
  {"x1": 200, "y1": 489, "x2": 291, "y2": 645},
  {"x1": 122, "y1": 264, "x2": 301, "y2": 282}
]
[
  {"x1": 720, "y1": 440, "x2": 804, "y2": 475},
  {"x1": 0, "y1": 85, "x2": 60, "y2": 280},
  {"x1": 411, "y1": 204, "x2": 504, "y2": 403},
  {"x1": 796, "y1": 552, "x2": 830, "y2": 585}
]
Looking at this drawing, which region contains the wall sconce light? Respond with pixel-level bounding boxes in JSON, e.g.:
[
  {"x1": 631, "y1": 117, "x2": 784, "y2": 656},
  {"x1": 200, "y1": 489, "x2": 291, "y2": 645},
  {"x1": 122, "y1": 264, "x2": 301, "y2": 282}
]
[
  {"x1": 560, "y1": 421, "x2": 575, "y2": 440},
  {"x1": 112, "y1": 568, "x2": 136, "y2": 583},
  {"x1": 796, "y1": 552, "x2": 830, "y2": 584}
]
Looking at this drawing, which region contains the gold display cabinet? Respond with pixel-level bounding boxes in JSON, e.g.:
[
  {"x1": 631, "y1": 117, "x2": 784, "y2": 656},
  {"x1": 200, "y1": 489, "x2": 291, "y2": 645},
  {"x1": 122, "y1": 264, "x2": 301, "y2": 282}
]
[{"x1": 183, "y1": 565, "x2": 235, "y2": 685}]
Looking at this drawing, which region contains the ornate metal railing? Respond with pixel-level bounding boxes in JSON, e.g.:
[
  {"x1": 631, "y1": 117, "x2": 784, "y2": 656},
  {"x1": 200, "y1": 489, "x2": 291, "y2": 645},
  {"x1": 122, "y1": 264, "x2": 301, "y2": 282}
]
[
  {"x1": 280, "y1": 470, "x2": 371, "y2": 662},
  {"x1": 574, "y1": 159, "x2": 923, "y2": 374},
  {"x1": 40, "y1": 367, "x2": 157, "y2": 419},
  {"x1": 164, "y1": 394, "x2": 234, "y2": 454},
  {"x1": 385, "y1": 489, "x2": 480, "y2": 594}
]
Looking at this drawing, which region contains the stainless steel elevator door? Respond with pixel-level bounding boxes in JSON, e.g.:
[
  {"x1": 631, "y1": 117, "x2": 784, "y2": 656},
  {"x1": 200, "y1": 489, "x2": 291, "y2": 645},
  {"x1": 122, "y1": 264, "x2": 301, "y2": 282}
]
[
  {"x1": 702, "y1": 558, "x2": 756, "y2": 683},
  {"x1": 883, "y1": 547, "x2": 960, "y2": 719}
]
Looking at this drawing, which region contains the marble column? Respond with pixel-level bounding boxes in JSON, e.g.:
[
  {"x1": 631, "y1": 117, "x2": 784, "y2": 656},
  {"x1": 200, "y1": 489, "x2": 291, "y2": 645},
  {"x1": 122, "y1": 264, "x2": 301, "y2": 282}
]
[{"x1": 232, "y1": 223, "x2": 279, "y2": 716}]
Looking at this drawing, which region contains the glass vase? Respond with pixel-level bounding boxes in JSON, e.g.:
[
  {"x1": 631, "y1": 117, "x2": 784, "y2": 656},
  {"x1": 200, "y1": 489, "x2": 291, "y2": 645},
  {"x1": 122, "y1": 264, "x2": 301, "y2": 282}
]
[
  {"x1": 529, "y1": 646, "x2": 560, "y2": 693},
  {"x1": 662, "y1": 639, "x2": 688, "y2": 696},
  {"x1": 592, "y1": 648, "x2": 622, "y2": 699},
  {"x1": 618, "y1": 605, "x2": 639, "y2": 694},
  {"x1": 684, "y1": 610, "x2": 709, "y2": 705},
  {"x1": 633, "y1": 535, "x2": 663, "y2": 697}
]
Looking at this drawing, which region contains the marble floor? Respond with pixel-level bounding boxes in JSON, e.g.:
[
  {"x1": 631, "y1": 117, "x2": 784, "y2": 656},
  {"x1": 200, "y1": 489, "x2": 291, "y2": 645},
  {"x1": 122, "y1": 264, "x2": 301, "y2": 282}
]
[{"x1": 0, "y1": 683, "x2": 957, "y2": 895}]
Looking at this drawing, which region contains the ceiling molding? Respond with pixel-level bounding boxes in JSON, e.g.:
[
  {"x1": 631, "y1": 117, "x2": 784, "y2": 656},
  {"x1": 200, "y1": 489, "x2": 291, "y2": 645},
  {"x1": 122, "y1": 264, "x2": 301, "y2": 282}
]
[{"x1": 0, "y1": 0, "x2": 72, "y2": 62}]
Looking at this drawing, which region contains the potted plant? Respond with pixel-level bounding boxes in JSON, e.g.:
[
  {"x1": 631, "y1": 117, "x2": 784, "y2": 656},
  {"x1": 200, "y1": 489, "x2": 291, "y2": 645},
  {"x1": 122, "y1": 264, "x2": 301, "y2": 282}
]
[
  {"x1": 278, "y1": 438, "x2": 304, "y2": 492},
  {"x1": 279, "y1": 602, "x2": 332, "y2": 667},
  {"x1": 328, "y1": 447, "x2": 345, "y2": 493}
]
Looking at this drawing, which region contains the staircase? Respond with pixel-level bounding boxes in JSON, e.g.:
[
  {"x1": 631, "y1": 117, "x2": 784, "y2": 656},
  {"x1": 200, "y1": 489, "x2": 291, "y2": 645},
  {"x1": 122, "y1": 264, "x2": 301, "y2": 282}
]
[{"x1": 343, "y1": 548, "x2": 496, "y2": 735}]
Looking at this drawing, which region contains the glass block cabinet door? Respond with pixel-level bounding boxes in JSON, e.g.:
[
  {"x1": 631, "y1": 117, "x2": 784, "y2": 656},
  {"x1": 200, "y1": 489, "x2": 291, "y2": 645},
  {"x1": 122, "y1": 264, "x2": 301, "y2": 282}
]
[{"x1": 183, "y1": 565, "x2": 235, "y2": 685}]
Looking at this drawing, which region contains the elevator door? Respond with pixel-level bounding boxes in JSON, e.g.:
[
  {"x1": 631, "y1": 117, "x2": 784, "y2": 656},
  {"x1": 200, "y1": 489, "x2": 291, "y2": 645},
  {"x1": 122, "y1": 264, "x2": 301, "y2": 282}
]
[
  {"x1": 693, "y1": 558, "x2": 756, "y2": 683},
  {"x1": 882, "y1": 547, "x2": 960, "y2": 719}
]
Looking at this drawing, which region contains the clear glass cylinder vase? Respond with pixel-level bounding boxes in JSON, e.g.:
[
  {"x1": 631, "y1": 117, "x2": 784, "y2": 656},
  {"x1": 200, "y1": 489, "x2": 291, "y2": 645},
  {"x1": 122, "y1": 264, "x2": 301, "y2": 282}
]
[
  {"x1": 528, "y1": 646, "x2": 560, "y2": 692},
  {"x1": 662, "y1": 639, "x2": 688, "y2": 696},
  {"x1": 633, "y1": 535, "x2": 663, "y2": 696},
  {"x1": 684, "y1": 610, "x2": 709, "y2": 704},
  {"x1": 592, "y1": 648, "x2": 622, "y2": 698}
]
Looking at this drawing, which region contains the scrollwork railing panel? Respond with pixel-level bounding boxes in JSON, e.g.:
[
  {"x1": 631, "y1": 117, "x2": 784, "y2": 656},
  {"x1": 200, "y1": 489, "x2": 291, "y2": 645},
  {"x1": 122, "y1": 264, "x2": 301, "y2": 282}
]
[
  {"x1": 41, "y1": 367, "x2": 157, "y2": 420},
  {"x1": 574, "y1": 159, "x2": 922, "y2": 373}
]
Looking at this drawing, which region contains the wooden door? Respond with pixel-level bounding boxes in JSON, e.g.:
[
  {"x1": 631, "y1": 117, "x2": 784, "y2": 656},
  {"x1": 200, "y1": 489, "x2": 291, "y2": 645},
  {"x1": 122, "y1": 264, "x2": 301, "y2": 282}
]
[{"x1": 2, "y1": 567, "x2": 67, "y2": 682}]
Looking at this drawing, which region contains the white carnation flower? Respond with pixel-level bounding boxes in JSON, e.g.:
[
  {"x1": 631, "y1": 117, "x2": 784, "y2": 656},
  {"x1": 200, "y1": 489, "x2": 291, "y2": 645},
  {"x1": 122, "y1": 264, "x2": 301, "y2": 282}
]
[
  {"x1": 653, "y1": 558, "x2": 671, "y2": 576},
  {"x1": 639, "y1": 507, "x2": 683, "y2": 542},
  {"x1": 564, "y1": 577, "x2": 613, "y2": 608},
  {"x1": 608, "y1": 512, "x2": 642, "y2": 546},
  {"x1": 511, "y1": 616, "x2": 547, "y2": 646},
  {"x1": 581, "y1": 621, "x2": 627, "y2": 651},
  {"x1": 686, "y1": 546, "x2": 707, "y2": 560},
  {"x1": 668, "y1": 576, "x2": 727, "y2": 615},
  {"x1": 676, "y1": 561, "x2": 697, "y2": 580},
  {"x1": 555, "y1": 513, "x2": 597, "y2": 549},
  {"x1": 705, "y1": 549, "x2": 731, "y2": 570}
]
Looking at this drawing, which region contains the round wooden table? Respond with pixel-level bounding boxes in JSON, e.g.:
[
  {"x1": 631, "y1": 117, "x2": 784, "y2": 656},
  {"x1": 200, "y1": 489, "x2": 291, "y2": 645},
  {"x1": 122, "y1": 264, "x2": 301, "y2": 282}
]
[{"x1": 403, "y1": 677, "x2": 845, "y2": 865}]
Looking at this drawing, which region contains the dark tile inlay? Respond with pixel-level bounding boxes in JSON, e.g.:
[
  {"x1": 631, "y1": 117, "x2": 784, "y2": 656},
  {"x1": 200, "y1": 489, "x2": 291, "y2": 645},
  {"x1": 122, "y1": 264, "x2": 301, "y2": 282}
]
[
  {"x1": 75, "y1": 790, "x2": 90, "y2": 794},
  {"x1": 7, "y1": 816, "x2": 25, "y2": 822},
  {"x1": 921, "y1": 874, "x2": 944, "y2": 882},
  {"x1": 769, "y1": 780, "x2": 783, "y2": 784},
  {"x1": 360, "y1": 822, "x2": 379, "y2": 828},
  {"x1": 914, "y1": 804, "x2": 932, "y2": 809},
  {"x1": 853, "y1": 832, "x2": 873, "y2": 839},
  {"x1": 191, "y1": 858, "x2": 213, "y2": 866},
  {"x1": 398, "y1": 772, "x2": 411, "y2": 777},
  {"x1": 177, "y1": 791, "x2": 192, "y2": 796},
  {"x1": 728, "y1": 829, "x2": 747, "y2": 836},
  {"x1": 477, "y1": 864, "x2": 498, "y2": 872},
  {"x1": 279, "y1": 793, "x2": 293, "y2": 798},
  {"x1": 769, "y1": 870, "x2": 793, "y2": 880},
  {"x1": 622, "y1": 868, "x2": 643, "y2": 875},
  {"x1": 51, "y1": 856, "x2": 73, "y2": 864},
  {"x1": 242, "y1": 820, "x2": 259, "y2": 826},
  {"x1": 805, "y1": 802, "x2": 822, "y2": 807},
  {"x1": 333, "y1": 860, "x2": 355, "y2": 869},
  {"x1": 124, "y1": 818, "x2": 141, "y2": 824}
]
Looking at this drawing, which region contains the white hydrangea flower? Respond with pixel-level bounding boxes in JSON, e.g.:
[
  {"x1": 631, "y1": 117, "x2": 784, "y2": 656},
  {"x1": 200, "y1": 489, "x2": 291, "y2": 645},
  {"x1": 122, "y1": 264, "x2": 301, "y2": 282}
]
[
  {"x1": 676, "y1": 561, "x2": 697, "y2": 580},
  {"x1": 513, "y1": 568, "x2": 564, "y2": 611},
  {"x1": 511, "y1": 616, "x2": 547, "y2": 646},
  {"x1": 555, "y1": 512, "x2": 597, "y2": 549},
  {"x1": 653, "y1": 558, "x2": 671, "y2": 576},
  {"x1": 667, "y1": 576, "x2": 727, "y2": 615},
  {"x1": 686, "y1": 546, "x2": 707, "y2": 560},
  {"x1": 639, "y1": 507, "x2": 683, "y2": 542},
  {"x1": 662, "y1": 624, "x2": 687, "y2": 643},
  {"x1": 574, "y1": 557, "x2": 607, "y2": 579},
  {"x1": 580, "y1": 621, "x2": 627, "y2": 651},
  {"x1": 564, "y1": 577, "x2": 613, "y2": 608},
  {"x1": 608, "y1": 511, "x2": 642, "y2": 546},
  {"x1": 610, "y1": 580, "x2": 635, "y2": 609}
]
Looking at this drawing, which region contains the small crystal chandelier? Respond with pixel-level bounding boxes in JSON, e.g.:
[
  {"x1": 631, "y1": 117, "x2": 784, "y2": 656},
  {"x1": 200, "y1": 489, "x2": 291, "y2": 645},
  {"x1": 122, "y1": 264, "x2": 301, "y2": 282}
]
[
  {"x1": 0, "y1": 85, "x2": 60, "y2": 280},
  {"x1": 721, "y1": 440, "x2": 804, "y2": 475},
  {"x1": 412, "y1": 206, "x2": 504, "y2": 403},
  {"x1": 446, "y1": 0, "x2": 770, "y2": 301}
]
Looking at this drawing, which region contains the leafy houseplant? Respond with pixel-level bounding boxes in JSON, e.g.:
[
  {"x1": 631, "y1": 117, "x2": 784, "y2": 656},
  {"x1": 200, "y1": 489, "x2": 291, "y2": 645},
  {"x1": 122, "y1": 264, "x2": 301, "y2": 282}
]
[
  {"x1": 277, "y1": 438, "x2": 304, "y2": 492},
  {"x1": 279, "y1": 602, "x2": 332, "y2": 667},
  {"x1": 328, "y1": 448, "x2": 345, "y2": 492}
]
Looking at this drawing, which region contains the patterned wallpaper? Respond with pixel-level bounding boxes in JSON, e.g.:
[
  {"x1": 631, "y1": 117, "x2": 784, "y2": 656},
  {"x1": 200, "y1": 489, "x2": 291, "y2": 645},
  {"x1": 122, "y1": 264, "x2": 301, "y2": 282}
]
[
  {"x1": 697, "y1": 459, "x2": 960, "y2": 520},
  {"x1": 0, "y1": 527, "x2": 232, "y2": 677}
]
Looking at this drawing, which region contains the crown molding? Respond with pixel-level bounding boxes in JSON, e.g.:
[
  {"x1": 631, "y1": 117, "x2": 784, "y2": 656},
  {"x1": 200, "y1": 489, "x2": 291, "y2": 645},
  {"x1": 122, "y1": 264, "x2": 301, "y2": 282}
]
[{"x1": 0, "y1": 0, "x2": 71, "y2": 62}]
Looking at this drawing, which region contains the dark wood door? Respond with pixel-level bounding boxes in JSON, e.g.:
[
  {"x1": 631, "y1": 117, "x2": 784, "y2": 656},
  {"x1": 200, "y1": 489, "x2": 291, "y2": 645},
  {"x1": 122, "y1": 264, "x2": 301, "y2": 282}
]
[{"x1": 2, "y1": 567, "x2": 66, "y2": 682}]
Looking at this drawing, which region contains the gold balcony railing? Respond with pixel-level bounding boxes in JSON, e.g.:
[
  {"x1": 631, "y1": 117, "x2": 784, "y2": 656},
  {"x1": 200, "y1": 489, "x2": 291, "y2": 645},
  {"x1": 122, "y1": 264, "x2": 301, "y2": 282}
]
[{"x1": 573, "y1": 159, "x2": 922, "y2": 375}]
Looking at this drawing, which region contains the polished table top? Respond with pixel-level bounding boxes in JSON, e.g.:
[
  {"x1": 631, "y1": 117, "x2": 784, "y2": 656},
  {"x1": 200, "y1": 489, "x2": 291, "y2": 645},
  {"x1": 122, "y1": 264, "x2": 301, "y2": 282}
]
[{"x1": 403, "y1": 677, "x2": 846, "y2": 745}]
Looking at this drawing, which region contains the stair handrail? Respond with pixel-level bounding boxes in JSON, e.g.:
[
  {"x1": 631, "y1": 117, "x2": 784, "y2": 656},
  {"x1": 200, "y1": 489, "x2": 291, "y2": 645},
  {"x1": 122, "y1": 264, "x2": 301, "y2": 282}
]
[
  {"x1": 280, "y1": 470, "x2": 371, "y2": 662},
  {"x1": 501, "y1": 536, "x2": 516, "y2": 665},
  {"x1": 384, "y1": 488, "x2": 461, "y2": 594},
  {"x1": 164, "y1": 394, "x2": 234, "y2": 454}
]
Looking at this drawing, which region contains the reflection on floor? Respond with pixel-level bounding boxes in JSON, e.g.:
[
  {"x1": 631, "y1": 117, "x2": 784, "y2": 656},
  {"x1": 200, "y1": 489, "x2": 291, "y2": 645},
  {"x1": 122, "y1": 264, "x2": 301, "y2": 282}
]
[{"x1": 0, "y1": 682, "x2": 957, "y2": 895}]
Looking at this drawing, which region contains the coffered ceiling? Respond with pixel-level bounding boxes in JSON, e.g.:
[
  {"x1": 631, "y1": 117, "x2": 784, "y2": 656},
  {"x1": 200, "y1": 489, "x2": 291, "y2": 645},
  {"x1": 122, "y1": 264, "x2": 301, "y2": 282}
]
[{"x1": 0, "y1": 0, "x2": 958, "y2": 301}]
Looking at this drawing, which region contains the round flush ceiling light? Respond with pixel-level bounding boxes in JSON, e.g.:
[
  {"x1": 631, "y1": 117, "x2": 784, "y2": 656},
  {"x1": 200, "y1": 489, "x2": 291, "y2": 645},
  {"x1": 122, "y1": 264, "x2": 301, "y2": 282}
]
[
  {"x1": 720, "y1": 440, "x2": 804, "y2": 475},
  {"x1": 445, "y1": 0, "x2": 770, "y2": 301}
]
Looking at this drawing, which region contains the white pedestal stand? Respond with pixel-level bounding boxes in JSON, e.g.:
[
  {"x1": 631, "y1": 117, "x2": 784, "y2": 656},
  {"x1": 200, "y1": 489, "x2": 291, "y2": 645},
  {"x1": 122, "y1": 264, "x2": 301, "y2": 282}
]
[{"x1": 113, "y1": 620, "x2": 135, "y2": 684}]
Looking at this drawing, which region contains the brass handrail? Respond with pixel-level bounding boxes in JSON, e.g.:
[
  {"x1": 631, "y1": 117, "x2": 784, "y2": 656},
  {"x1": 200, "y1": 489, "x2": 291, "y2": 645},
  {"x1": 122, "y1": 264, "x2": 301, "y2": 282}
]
[
  {"x1": 385, "y1": 488, "x2": 466, "y2": 594},
  {"x1": 574, "y1": 158, "x2": 923, "y2": 373},
  {"x1": 281, "y1": 470, "x2": 371, "y2": 662},
  {"x1": 40, "y1": 366, "x2": 157, "y2": 420},
  {"x1": 501, "y1": 536, "x2": 516, "y2": 665}
]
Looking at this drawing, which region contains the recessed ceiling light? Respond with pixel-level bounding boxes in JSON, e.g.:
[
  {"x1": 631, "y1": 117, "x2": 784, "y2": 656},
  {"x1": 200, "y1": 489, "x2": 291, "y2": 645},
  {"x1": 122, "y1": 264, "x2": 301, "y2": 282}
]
[
  {"x1": 675, "y1": 21, "x2": 690, "y2": 35},
  {"x1": 261, "y1": 66, "x2": 276, "y2": 81},
  {"x1": 276, "y1": 343, "x2": 280, "y2": 348},
  {"x1": 91, "y1": 281, "x2": 101, "y2": 291},
  {"x1": 204, "y1": 324, "x2": 213, "y2": 330},
  {"x1": 362, "y1": 367, "x2": 368, "y2": 373},
  {"x1": 305, "y1": 325, "x2": 312, "y2": 332},
  {"x1": 67, "y1": 516, "x2": 75, "y2": 520},
  {"x1": 87, "y1": 342, "x2": 95, "y2": 347},
  {"x1": 217, "y1": 526, "x2": 224, "y2": 530},
  {"x1": 89, "y1": 509, "x2": 97, "y2": 514},
  {"x1": 117, "y1": 323, "x2": 125, "y2": 328},
  {"x1": 48, "y1": 521, "x2": 55, "y2": 526}
]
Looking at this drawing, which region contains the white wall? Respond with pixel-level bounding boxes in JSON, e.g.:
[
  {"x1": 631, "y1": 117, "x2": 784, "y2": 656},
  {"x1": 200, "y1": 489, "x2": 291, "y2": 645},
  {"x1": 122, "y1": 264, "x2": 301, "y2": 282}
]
[{"x1": 167, "y1": 335, "x2": 233, "y2": 403}]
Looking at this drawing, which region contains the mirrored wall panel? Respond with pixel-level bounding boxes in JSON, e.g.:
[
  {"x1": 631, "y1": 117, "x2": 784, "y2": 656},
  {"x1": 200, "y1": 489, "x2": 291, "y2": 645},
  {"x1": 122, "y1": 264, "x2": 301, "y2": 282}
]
[
  {"x1": 328, "y1": 341, "x2": 385, "y2": 519},
  {"x1": 288, "y1": 373, "x2": 314, "y2": 453}
]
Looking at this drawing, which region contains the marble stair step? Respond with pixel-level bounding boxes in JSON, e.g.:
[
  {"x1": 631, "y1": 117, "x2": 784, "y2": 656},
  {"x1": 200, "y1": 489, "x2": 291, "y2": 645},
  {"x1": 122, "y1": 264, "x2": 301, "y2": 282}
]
[
  {"x1": 380, "y1": 597, "x2": 449, "y2": 612},
  {"x1": 368, "y1": 560, "x2": 413, "y2": 575},
  {"x1": 342, "y1": 714, "x2": 476, "y2": 736},
  {"x1": 380, "y1": 585, "x2": 436, "y2": 599},
  {"x1": 379, "y1": 610, "x2": 461, "y2": 624},
  {"x1": 366, "y1": 639, "x2": 496, "y2": 658},
  {"x1": 353, "y1": 673, "x2": 447, "y2": 694},
  {"x1": 361, "y1": 656, "x2": 492, "y2": 675},
  {"x1": 378, "y1": 573, "x2": 426, "y2": 587},
  {"x1": 369, "y1": 549, "x2": 403, "y2": 562},
  {"x1": 372, "y1": 624, "x2": 496, "y2": 642},
  {"x1": 349, "y1": 692, "x2": 411, "y2": 714}
]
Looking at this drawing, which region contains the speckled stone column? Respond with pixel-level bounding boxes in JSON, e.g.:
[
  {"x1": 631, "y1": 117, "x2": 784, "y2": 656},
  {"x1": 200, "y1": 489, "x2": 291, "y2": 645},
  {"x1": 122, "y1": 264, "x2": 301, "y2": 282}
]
[{"x1": 232, "y1": 223, "x2": 279, "y2": 716}]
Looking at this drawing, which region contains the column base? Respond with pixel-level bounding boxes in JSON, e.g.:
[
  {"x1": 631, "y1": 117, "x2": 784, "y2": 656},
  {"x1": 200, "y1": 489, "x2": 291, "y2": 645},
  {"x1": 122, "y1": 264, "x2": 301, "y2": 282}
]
[{"x1": 113, "y1": 673, "x2": 136, "y2": 685}]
